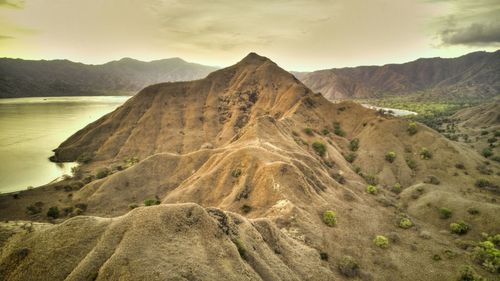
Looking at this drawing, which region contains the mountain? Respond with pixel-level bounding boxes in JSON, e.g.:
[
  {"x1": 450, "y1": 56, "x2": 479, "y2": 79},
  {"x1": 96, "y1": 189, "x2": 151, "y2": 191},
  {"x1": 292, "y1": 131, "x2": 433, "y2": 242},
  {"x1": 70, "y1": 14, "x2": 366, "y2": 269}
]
[
  {"x1": 0, "y1": 53, "x2": 499, "y2": 281},
  {"x1": 297, "y1": 50, "x2": 500, "y2": 100},
  {"x1": 0, "y1": 57, "x2": 218, "y2": 98}
]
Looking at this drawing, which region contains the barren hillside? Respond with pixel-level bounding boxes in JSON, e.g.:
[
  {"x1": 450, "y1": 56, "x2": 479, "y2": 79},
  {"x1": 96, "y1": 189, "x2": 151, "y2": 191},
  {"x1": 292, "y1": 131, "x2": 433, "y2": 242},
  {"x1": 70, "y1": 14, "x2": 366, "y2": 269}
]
[
  {"x1": 0, "y1": 53, "x2": 498, "y2": 281},
  {"x1": 297, "y1": 50, "x2": 500, "y2": 100}
]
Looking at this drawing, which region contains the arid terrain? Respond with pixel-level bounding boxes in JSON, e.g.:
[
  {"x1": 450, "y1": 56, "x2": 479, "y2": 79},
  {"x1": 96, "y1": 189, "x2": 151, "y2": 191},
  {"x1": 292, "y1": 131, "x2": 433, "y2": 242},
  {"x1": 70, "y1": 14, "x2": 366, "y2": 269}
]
[{"x1": 0, "y1": 53, "x2": 499, "y2": 281}]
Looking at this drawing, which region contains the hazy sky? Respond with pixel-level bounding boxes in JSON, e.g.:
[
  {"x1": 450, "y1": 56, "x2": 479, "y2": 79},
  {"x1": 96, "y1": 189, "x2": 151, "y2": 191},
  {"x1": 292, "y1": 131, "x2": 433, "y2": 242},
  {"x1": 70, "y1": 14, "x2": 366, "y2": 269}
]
[{"x1": 0, "y1": 0, "x2": 499, "y2": 71}]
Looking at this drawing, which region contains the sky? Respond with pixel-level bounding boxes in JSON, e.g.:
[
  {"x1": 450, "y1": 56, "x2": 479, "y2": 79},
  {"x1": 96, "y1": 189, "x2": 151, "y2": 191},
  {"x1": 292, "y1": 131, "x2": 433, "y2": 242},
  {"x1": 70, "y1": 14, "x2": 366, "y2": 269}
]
[{"x1": 0, "y1": 0, "x2": 499, "y2": 71}]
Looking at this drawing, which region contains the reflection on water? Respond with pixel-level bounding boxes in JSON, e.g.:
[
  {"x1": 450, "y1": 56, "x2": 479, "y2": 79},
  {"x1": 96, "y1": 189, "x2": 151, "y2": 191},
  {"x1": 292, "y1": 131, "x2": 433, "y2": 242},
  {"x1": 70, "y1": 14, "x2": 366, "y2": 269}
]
[{"x1": 0, "y1": 96, "x2": 130, "y2": 193}]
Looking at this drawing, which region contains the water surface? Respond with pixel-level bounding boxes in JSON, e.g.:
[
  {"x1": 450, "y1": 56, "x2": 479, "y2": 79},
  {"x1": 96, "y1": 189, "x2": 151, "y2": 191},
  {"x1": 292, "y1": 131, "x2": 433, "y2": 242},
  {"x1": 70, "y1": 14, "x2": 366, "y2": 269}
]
[{"x1": 0, "y1": 96, "x2": 129, "y2": 193}]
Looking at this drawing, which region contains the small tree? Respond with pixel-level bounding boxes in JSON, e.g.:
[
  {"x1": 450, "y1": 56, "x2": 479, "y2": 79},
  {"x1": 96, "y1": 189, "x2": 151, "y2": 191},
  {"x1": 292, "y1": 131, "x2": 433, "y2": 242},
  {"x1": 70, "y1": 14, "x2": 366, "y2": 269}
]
[
  {"x1": 322, "y1": 210, "x2": 337, "y2": 227},
  {"x1": 385, "y1": 151, "x2": 396, "y2": 163},
  {"x1": 312, "y1": 141, "x2": 326, "y2": 157},
  {"x1": 407, "y1": 122, "x2": 418, "y2": 135}
]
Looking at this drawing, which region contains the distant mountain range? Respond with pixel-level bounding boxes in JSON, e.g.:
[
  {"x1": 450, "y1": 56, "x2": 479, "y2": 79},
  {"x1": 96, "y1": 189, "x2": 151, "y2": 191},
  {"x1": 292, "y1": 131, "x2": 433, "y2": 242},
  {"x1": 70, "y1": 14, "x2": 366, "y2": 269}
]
[
  {"x1": 295, "y1": 50, "x2": 500, "y2": 101},
  {"x1": 0, "y1": 57, "x2": 218, "y2": 98}
]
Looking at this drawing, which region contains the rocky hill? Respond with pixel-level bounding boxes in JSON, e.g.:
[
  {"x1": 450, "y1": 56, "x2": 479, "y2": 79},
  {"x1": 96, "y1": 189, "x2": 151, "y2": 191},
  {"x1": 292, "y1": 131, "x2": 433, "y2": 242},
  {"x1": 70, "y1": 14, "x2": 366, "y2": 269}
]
[
  {"x1": 0, "y1": 57, "x2": 218, "y2": 98},
  {"x1": 0, "y1": 53, "x2": 498, "y2": 281},
  {"x1": 297, "y1": 50, "x2": 500, "y2": 101}
]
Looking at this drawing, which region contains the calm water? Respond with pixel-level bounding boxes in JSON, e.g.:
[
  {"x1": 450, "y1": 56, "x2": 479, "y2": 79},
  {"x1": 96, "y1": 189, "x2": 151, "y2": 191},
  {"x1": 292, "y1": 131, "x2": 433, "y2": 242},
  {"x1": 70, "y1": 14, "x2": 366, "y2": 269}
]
[{"x1": 0, "y1": 96, "x2": 130, "y2": 193}]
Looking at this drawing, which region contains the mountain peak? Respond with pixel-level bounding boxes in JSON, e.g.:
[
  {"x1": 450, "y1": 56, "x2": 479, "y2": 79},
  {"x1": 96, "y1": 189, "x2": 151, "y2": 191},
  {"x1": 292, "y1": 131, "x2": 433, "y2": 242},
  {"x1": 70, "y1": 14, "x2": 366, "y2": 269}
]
[{"x1": 238, "y1": 52, "x2": 270, "y2": 65}]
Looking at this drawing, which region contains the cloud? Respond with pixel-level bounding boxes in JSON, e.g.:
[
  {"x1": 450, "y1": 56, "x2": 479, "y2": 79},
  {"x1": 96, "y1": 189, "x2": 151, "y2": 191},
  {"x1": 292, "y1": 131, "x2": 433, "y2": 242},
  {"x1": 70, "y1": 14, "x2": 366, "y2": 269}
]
[
  {"x1": 431, "y1": 0, "x2": 500, "y2": 46},
  {"x1": 440, "y1": 23, "x2": 500, "y2": 45},
  {"x1": 0, "y1": 34, "x2": 14, "y2": 39},
  {"x1": 0, "y1": 0, "x2": 24, "y2": 9}
]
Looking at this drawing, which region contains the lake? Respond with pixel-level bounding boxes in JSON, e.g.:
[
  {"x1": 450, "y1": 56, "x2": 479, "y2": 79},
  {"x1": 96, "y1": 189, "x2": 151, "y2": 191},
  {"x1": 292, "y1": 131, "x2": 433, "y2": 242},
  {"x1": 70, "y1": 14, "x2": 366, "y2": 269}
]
[{"x1": 0, "y1": 96, "x2": 130, "y2": 194}]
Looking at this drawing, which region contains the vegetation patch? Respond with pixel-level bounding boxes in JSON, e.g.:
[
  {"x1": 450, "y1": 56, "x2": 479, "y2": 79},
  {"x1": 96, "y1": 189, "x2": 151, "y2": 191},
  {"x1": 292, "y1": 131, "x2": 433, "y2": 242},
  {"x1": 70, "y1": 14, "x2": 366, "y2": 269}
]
[
  {"x1": 399, "y1": 217, "x2": 413, "y2": 229},
  {"x1": 76, "y1": 152, "x2": 93, "y2": 164},
  {"x1": 472, "y1": 234, "x2": 500, "y2": 273},
  {"x1": 366, "y1": 185, "x2": 378, "y2": 194},
  {"x1": 322, "y1": 210, "x2": 337, "y2": 227},
  {"x1": 46, "y1": 206, "x2": 60, "y2": 219},
  {"x1": 144, "y1": 198, "x2": 161, "y2": 206},
  {"x1": 450, "y1": 221, "x2": 470, "y2": 235},
  {"x1": 240, "y1": 204, "x2": 252, "y2": 214},
  {"x1": 407, "y1": 122, "x2": 418, "y2": 135},
  {"x1": 457, "y1": 265, "x2": 486, "y2": 281},
  {"x1": 312, "y1": 141, "x2": 327, "y2": 157},
  {"x1": 439, "y1": 207, "x2": 452, "y2": 219},
  {"x1": 95, "y1": 168, "x2": 110, "y2": 179},
  {"x1": 482, "y1": 148, "x2": 493, "y2": 158},
  {"x1": 373, "y1": 235, "x2": 389, "y2": 248},
  {"x1": 385, "y1": 151, "x2": 397, "y2": 163},
  {"x1": 420, "y1": 148, "x2": 432, "y2": 160},
  {"x1": 304, "y1": 127, "x2": 314, "y2": 136},
  {"x1": 231, "y1": 168, "x2": 242, "y2": 178},
  {"x1": 232, "y1": 238, "x2": 247, "y2": 260},
  {"x1": 391, "y1": 183, "x2": 402, "y2": 194},
  {"x1": 333, "y1": 122, "x2": 346, "y2": 137},
  {"x1": 349, "y1": 138, "x2": 359, "y2": 151},
  {"x1": 338, "y1": 255, "x2": 359, "y2": 277},
  {"x1": 344, "y1": 152, "x2": 357, "y2": 163},
  {"x1": 319, "y1": 252, "x2": 329, "y2": 261}
]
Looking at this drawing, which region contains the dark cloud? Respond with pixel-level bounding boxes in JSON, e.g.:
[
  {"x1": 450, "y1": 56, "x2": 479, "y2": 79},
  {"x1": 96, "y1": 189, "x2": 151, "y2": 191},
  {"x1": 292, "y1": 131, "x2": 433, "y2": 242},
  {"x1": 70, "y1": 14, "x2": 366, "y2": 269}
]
[{"x1": 441, "y1": 23, "x2": 500, "y2": 45}]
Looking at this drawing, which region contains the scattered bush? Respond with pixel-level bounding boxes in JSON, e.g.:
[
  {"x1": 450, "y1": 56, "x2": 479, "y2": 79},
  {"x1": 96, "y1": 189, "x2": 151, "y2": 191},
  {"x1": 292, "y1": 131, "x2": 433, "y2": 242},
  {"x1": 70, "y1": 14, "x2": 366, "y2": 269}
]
[
  {"x1": 450, "y1": 221, "x2": 470, "y2": 235},
  {"x1": 399, "y1": 217, "x2": 413, "y2": 229},
  {"x1": 312, "y1": 141, "x2": 327, "y2": 157},
  {"x1": 124, "y1": 157, "x2": 140, "y2": 168},
  {"x1": 472, "y1": 238, "x2": 500, "y2": 273},
  {"x1": 475, "y1": 179, "x2": 493, "y2": 188},
  {"x1": 385, "y1": 151, "x2": 397, "y2": 163},
  {"x1": 331, "y1": 173, "x2": 345, "y2": 184},
  {"x1": 455, "y1": 163, "x2": 465, "y2": 169},
  {"x1": 320, "y1": 252, "x2": 329, "y2": 261},
  {"x1": 349, "y1": 138, "x2": 359, "y2": 152},
  {"x1": 457, "y1": 265, "x2": 486, "y2": 281},
  {"x1": 487, "y1": 137, "x2": 497, "y2": 144},
  {"x1": 406, "y1": 157, "x2": 417, "y2": 170},
  {"x1": 480, "y1": 130, "x2": 489, "y2": 136},
  {"x1": 232, "y1": 238, "x2": 247, "y2": 260},
  {"x1": 338, "y1": 255, "x2": 359, "y2": 277},
  {"x1": 362, "y1": 174, "x2": 378, "y2": 185},
  {"x1": 407, "y1": 122, "x2": 418, "y2": 135},
  {"x1": 424, "y1": 175, "x2": 440, "y2": 185},
  {"x1": 467, "y1": 208, "x2": 480, "y2": 215},
  {"x1": 420, "y1": 148, "x2": 433, "y2": 160},
  {"x1": 95, "y1": 168, "x2": 109, "y2": 179},
  {"x1": 391, "y1": 183, "x2": 402, "y2": 194},
  {"x1": 439, "y1": 207, "x2": 453, "y2": 219},
  {"x1": 76, "y1": 152, "x2": 93, "y2": 164},
  {"x1": 240, "y1": 204, "x2": 252, "y2": 214},
  {"x1": 322, "y1": 128, "x2": 329, "y2": 135},
  {"x1": 144, "y1": 198, "x2": 160, "y2": 206},
  {"x1": 322, "y1": 210, "x2": 337, "y2": 227},
  {"x1": 344, "y1": 152, "x2": 357, "y2": 163},
  {"x1": 304, "y1": 127, "x2": 314, "y2": 136},
  {"x1": 495, "y1": 131, "x2": 500, "y2": 137},
  {"x1": 334, "y1": 123, "x2": 346, "y2": 137},
  {"x1": 128, "y1": 203, "x2": 139, "y2": 210},
  {"x1": 373, "y1": 235, "x2": 389, "y2": 248},
  {"x1": 71, "y1": 165, "x2": 82, "y2": 178},
  {"x1": 482, "y1": 148, "x2": 493, "y2": 158},
  {"x1": 366, "y1": 185, "x2": 378, "y2": 194},
  {"x1": 26, "y1": 203, "x2": 42, "y2": 215},
  {"x1": 231, "y1": 168, "x2": 242, "y2": 178},
  {"x1": 46, "y1": 206, "x2": 60, "y2": 219}
]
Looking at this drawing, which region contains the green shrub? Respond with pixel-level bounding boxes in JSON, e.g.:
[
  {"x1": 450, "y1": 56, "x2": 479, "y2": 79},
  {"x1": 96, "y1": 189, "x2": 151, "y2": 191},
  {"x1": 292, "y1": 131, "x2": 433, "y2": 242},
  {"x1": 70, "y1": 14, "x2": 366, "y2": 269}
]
[
  {"x1": 480, "y1": 130, "x2": 489, "y2": 136},
  {"x1": 399, "y1": 218, "x2": 413, "y2": 229},
  {"x1": 344, "y1": 152, "x2": 357, "y2": 163},
  {"x1": 232, "y1": 238, "x2": 247, "y2": 260},
  {"x1": 420, "y1": 148, "x2": 433, "y2": 160},
  {"x1": 46, "y1": 206, "x2": 60, "y2": 219},
  {"x1": 487, "y1": 137, "x2": 497, "y2": 144},
  {"x1": 391, "y1": 183, "x2": 402, "y2": 194},
  {"x1": 76, "y1": 152, "x2": 93, "y2": 164},
  {"x1": 495, "y1": 131, "x2": 500, "y2": 137},
  {"x1": 439, "y1": 207, "x2": 452, "y2": 219},
  {"x1": 144, "y1": 198, "x2": 160, "y2": 206},
  {"x1": 450, "y1": 221, "x2": 470, "y2": 235},
  {"x1": 457, "y1": 265, "x2": 486, "y2": 281},
  {"x1": 349, "y1": 139, "x2": 360, "y2": 152},
  {"x1": 366, "y1": 185, "x2": 378, "y2": 194},
  {"x1": 322, "y1": 210, "x2": 337, "y2": 227},
  {"x1": 319, "y1": 252, "x2": 329, "y2": 261},
  {"x1": 304, "y1": 127, "x2": 314, "y2": 136},
  {"x1": 362, "y1": 174, "x2": 378, "y2": 185},
  {"x1": 312, "y1": 141, "x2": 327, "y2": 157},
  {"x1": 124, "y1": 157, "x2": 140, "y2": 168},
  {"x1": 467, "y1": 208, "x2": 480, "y2": 215},
  {"x1": 338, "y1": 255, "x2": 359, "y2": 277},
  {"x1": 472, "y1": 239, "x2": 500, "y2": 273},
  {"x1": 26, "y1": 203, "x2": 42, "y2": 215},
  {"x1": 373, "y1": 235, "x2": 389, "y2": 248},
  {"x1": 385, "y1": 151, "x2": 397, "y2": 163},
  {"x1": 407, "y1": 122, "x2": 418, "y2": 135},
  {"x1": 482, "y1": 148, "x2": 493, "y2": 158},
  {"x1": 322, "y1": 128, "x2": 329, "y2": 135},
  {"x1": 331, "y1": 173, "x2": 345, "y2": 184},
  {"x1": 95, "y1": 168, "x2": 109, "y2": 179},
  {"x1": 231, "y1": 168, "x2": 242, "y2": 178},
  {"x1": 240, "y1": 204, "x2": 252, "y2": 214}
]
